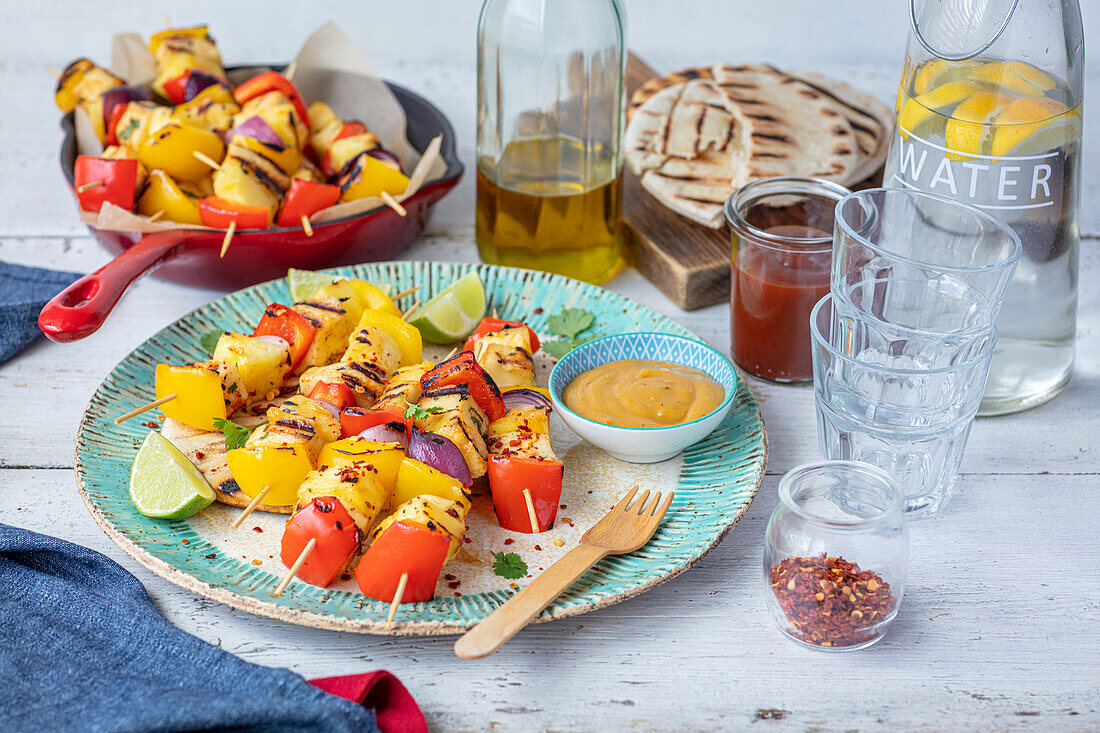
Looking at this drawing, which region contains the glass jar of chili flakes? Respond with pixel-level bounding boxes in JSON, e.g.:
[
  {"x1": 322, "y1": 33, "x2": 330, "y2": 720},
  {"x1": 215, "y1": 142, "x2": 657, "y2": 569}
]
[{"x1": 764, "y1": 460, "x2": 909, "y2": 651}]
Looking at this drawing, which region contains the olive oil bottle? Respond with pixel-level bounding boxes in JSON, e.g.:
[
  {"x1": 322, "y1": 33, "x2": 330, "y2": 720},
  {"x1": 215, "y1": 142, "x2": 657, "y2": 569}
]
[{"x1": 476, "y1": 0, "x2": 626, "y2": 285}]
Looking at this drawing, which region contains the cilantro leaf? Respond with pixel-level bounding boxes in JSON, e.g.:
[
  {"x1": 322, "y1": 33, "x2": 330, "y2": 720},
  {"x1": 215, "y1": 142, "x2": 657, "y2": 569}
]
[
  {"x1": 200, "y1": 329, "x2": 222, "y2": 354},
  {"x1": 540, "y1": 339, "x2": 574, "y2": 360},
  {"x1": 492, "y1": 551, "x2": 528, "y2": 580},
  {"x1": 547, "y1": 308, "x2": 594, "y2": 341},
  {"x1": 212, "y1": 418, "x2": 255, "y2": 451},
  {"x1": 402, "y1": 395, "x2": 443, "y2": 422},
  {"x1": 116, "y1": 117, "x2": 140, "y2": 142},
  {"x1": 541, "y1": 307, "x2": 597, "y2": 360}
]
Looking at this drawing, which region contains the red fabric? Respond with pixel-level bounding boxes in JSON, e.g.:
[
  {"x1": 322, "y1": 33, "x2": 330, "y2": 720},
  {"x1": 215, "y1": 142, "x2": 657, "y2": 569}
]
[{"x1": 309, "y1": 670, "x2": 428, "y2": 733}]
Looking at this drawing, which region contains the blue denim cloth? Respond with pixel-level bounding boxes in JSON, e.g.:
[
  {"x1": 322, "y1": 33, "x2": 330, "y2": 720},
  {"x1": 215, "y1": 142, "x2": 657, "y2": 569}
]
[
  {"x1": 0, "y1": 261, "x2": 82, "y2": 364},
  {"x1": 0, "y1": 524, "x2": 380, "y2": 733}
]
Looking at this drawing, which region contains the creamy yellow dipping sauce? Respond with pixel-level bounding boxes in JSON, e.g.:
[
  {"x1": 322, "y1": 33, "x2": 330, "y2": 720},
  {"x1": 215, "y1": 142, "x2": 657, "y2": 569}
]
[{"x1": 562, "y1": 359, "x2": 725, "y2": 428}]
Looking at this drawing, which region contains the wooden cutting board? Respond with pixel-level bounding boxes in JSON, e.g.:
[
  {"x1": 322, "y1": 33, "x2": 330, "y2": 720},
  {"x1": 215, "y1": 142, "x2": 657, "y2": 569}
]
[
  {"x1": 621, "y1": 54, "x2": 885, "y2": 310},
  {"x1": 622, "y1": 54, "x2": 732, "y2": 311}
]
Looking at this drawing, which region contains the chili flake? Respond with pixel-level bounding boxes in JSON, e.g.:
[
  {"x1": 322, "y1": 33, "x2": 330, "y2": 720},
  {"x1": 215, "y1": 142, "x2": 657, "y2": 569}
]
[{"x1": 769, "y1": 554, "x2": 897, "y2": 648}]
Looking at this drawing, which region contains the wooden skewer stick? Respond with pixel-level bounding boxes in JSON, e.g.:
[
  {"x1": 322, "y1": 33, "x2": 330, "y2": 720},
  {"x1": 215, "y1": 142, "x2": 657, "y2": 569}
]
[
  {"x1": 393, "y1": 285, "x2": 421, "y2": 301},
  {"x1": 443, "y1": 347, "x2": 458, "y2": 361},
  {"x1": 523, "y1": 489, "x2": 540, "y2": 534},
  {"x1": 115, "y1": 393, "x2": 177, "y2": 425},
  {"x1": 284, "y1": 60, "x2": 298, "y2": 80},
  {"x1": 48, "y1": 68, "x2": 61, "y2": 78},
  {"x1": 492, "y1": 308, "x2": 498, "y2": 319},
  {"x1": 163, "y1": 14, "x2": 172, "y2": 29},
  {"x1": 147, "y1": 209, "x2": 165, "y2": 222},
  {"x1": 300, "y1": 214, "x2": 314, "y2": 237},
  {"x1": 231, "y1": 486, "x2": 271, "y2": 530},
  {"x1": 219, "y1": 220, "x2": 237, "y2": 258},
  {"x1": 76, "y1": 180, "x2": 104, "y2": 193},
  {"x1": 193, "y1": 150, "x2": 221, "y2": 171},
  {"x1": 386, "y1": 572, "x2": 409, "y2": 630},
  {"x1": 401, "y1": 300, "x2": 421, "y2": 321},
  {"x1": 273, "y1": 537, "x2": 316, "y2": 597},
  {"x1": 380, "y1": 191, "x2": 407, "y2": 217}
]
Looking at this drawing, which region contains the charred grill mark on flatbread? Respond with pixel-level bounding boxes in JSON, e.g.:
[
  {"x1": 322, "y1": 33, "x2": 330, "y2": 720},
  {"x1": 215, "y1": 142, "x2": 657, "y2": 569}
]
[
  {"x1": 752, "y1": 132, "x2": 794, "y2": 145},
  {"x1": 672, "y1": 193, "x2": 728, "y2": 205},
  {"x1": 651, "y1": 171, "x2": 736, "y2": 185},
  {"x1": 743, "y1": 113, "x2": 780, "y2": 123}
]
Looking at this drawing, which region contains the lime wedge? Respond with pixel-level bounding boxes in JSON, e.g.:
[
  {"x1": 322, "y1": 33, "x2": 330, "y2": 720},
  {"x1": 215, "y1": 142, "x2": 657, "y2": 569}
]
[
  {"x1": 407, "y1": 272, "x2": 486, "y2": 344},
  {"x1": 130, "y1": 431, "x2": 216, "y2": 519},
  {"x1": 288, "y1": 268, "x2": 393, "y2": 303}
]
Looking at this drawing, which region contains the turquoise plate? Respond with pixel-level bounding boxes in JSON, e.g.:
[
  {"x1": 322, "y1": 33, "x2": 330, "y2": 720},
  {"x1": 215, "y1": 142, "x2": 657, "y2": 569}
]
[{"x1": 75, "y1": 261, "x2": 767, "y2": 635}]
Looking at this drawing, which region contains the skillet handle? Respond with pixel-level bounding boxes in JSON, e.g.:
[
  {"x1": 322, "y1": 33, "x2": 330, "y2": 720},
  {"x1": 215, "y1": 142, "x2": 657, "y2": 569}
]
[{"x1": 38, "y1": 229, "x2": 196, "y2": 343}]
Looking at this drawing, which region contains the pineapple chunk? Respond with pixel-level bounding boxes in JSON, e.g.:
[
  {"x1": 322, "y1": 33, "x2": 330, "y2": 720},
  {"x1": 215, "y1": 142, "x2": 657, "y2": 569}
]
[
  {"x1": 291, "y1": 299, "x2": 355, "y2": 373},
  {"x1": 246, "y1": 420, "x2": 325, "y2": 466},
  {"x1": 417, "y1": 385, "x2": 490, "y2": 479},
  {"x1": 299, "y1": 361, "x2": 388, "y2": 408},
  {"x1": 487, "y1": 407, "x2": 556, "y2": 461},
  {"x1": 372, "y1": 361, "x2": 433, "y2": 414},
  {"x1": 419, "y1": 385, "x2": 489, "y2": 437},
  {"x1": 307, "y1": 101, "x2": 344, "y2": 157},
  {"x1": 236, "y1": 91, "x2": 308, "y2": 149},
  {"x1": 371, "y1": 495, "x2": 467, "y2": 561},
  {"x1": 213, "y1": 332, "x2": 292, "y2": 401},
  {"x1": 266, "y1": 394, "x2": 341, "y2": 443},
  {"x1": 313, "y1": 280, "x2": 364, "y2": 325},
  {"x1": 212, "y1": 142, "x2": 283, "y2": 217},
  {"x1": 297, "y1": 462, "x2": 389, "y2": 535},
  {"x1": 343, "y1": 325, "x2": 401, "y2": 376}
]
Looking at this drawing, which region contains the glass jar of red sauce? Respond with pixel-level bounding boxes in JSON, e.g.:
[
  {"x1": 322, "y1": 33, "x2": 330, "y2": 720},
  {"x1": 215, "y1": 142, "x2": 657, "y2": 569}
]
[{"x1": 724, "y1": 177, "x2": 850, "y2": 383}]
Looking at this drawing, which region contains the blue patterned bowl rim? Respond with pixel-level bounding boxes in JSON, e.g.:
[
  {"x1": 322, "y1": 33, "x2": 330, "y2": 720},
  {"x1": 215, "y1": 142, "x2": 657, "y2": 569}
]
[{"x1": 548, "y1": 332, "x2": 739, "y2": 432}]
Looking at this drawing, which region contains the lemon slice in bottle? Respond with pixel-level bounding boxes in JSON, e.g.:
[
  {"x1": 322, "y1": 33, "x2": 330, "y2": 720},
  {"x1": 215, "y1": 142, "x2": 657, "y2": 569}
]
[
  {"x1": 944, "y1": 91, "x2": 1012, "y2": 160},
  {"x1": 898, "y1": 81, "x2": 980, "y2": 141},
  {"x1": 990, "y1": 97, "x2": 1079, "y2": 157},
  {"x1": 911, "y1": 59, "x2": 985, "y2": 95},
  {"x1": 968, "y1": 63, "x2": 1046, "y2": 97}
]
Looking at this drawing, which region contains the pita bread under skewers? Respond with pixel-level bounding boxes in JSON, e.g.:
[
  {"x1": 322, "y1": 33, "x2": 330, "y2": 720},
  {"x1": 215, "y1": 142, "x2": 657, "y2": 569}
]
[
  {"x1": 711, "y1": 63, "x2": 859, "y2": 185},
  {"x1": 625, "y1": 79, "x2": 753, "y2": 227},
  {"x1": 780, "y1": 69, "x2": 894, "y2": 185}
]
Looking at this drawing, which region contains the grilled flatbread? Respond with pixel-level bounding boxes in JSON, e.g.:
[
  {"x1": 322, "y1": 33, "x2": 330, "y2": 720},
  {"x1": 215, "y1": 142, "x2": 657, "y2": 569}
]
[
  {"x1": 625, "y1": 79, "x2": 753, "y2": 227},
  {"x1": 628, "y1": 66, "x2": 714, "y2": 121},
  {"x1": 780, "y1": 70, "x2": 894, "y2": 185},
  {"x1": 711, "y1": 63, "x2": 858, "y2": 185}
]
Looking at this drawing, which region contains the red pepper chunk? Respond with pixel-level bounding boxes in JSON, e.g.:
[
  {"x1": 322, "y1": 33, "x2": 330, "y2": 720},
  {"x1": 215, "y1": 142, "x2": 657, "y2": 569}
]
[
  {"x1": 104, "y1": 103, "x2": 128, "y2": 146},
  {"x1": 308, "y1": 381, "x2": 358, "y2": 411},
  {"x1": 421, "y1": 351, "x2": 506, "y2": 421},
  {"x1": 198, "y1": 196, "x2": 270, "y2": 230},
  {"x1": 74, "y1": 156, "x2": 139, "y2": 213},
  {"x1": 355, "y1": 520, "x2": 451, "y2": 603},
  {"x1": 463, "y1": 317, "x2": 542, "y2": 354},
  {"x1": 281, "y1": 497, "x2": 361, "y2": 588},
  {"x1": 339, "y1": 406, "x2": 411, "y2": 439},
  {"x1": 275, "y1": 179, "x2": 341, "y2": 228},
  {"x1": 253, "y1": 303, "x2": 316, "y2": 372},
  {"x1": 233, "y1": 71, "x2": 310, "y2": 130},
  {"x1": 488, "y1": 455, "x2": 564, "y2": 533},
  {"x1": 160, "y1": 71, "x2": 191, "y2": 104}
]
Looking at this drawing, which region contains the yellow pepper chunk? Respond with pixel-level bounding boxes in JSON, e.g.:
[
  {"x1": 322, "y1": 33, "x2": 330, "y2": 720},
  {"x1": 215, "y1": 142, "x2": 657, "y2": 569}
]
[
  {"x1": 154, "y1": 362, "x2": 244, "y2": 431},
  {"x1": 149, "y1": 25, "x2": 210, "y2": 55},
  {"x1": 137, "y1": 123, "x2": 225, "y2": 182},
  {"x1": 391, "y1": 457, "x2": 470, "y2": 513},
  {"x1": 356, "y1": 309, "x2": 423, "y2": 366},
  {"x1": 319, "y1": 438, "x2": 404, "y2": 495},
  {"x1": 338, "y1": 153, "x2": 411, "y2": 203},
  {"x1": 346, "y1": 281, "x2": 400, "y2": 318},
  {"x1": 137, "y1": 170, "x2": 203, "y2": 225},
  {"x1": 226, "y1": 444, "x2": 312, "y2": 506},
  {"x1": 313, "y1": 280, "x2": 364, "y2": 325}
]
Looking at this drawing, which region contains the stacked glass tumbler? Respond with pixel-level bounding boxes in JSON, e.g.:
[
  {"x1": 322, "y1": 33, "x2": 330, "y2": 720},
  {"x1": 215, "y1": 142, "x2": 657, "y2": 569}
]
[{"x1": 812, "y1": 189, "x2": 1021, "y2": 518}]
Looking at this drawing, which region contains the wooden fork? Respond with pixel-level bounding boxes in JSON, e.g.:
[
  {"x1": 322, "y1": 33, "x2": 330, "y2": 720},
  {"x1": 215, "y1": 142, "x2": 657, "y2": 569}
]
[{"x1": 454, "y1": 486, "x2": 674, "y2": 659}]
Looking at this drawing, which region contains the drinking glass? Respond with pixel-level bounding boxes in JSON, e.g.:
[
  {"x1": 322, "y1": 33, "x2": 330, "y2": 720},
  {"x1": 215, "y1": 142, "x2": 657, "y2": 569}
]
[
  {"x1": 833, "y1": 188, "x2": 1021, "y2": 331},
  {"x1": 764, "y1": 460, "x2": 909, "y2": 651},
  {"x1": 810, "y1": 293, "x2": 996, "y2": 517},
  {"x1": 724, "y1": 177, "x2": 850, "y2": 383}
]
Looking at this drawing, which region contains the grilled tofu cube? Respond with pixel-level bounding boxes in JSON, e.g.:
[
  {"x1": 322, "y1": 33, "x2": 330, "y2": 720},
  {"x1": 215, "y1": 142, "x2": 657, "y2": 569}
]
[
  {"x1": 343, "y1": 325, "x2": 401, "y2": 376},
  {"x1": 473, "y1": 326, "x2": 536, "y2": 390},
  {"x1": 307, "y1": 101, "x2": 344, "y2": 158},
  {"x1": 487, "y1": 407, "x2": 556, "y2": 461},
  {"x1": 266, "y1": 394, "x2": 341, "y2": 444},
  {"x1": 371, "y1": 495, "x2": 467, "y2": 561},
  {"x1": 372, "y1": 361, "x2": 433, "y2": 414},
  {"x1": 213, "y1": 332, "x2": 292, "y2": 402},
  {"x1": 417, "y1": 385, "x2": 490, "y2": 478},
  {"x1": 327, "y1": 132, "x2": 380, "y2": 176},
  {"x1": 297, "y1": 462, "x2": 389, "y2": 536},
  {"x1": 299, "y1": 361, "x2": 388, "y2": 409},
  {"x1": 291, "y1": 299, "x2": 355, "y2": 373},
  {"x1": 175, "y1": 84, "x2": 239, "y2": 135}
]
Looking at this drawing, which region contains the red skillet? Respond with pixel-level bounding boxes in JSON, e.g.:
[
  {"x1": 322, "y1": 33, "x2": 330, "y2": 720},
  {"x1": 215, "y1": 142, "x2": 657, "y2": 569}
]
[{"x1": 40, "y1": 78, "x2": 464, "y2": 343}]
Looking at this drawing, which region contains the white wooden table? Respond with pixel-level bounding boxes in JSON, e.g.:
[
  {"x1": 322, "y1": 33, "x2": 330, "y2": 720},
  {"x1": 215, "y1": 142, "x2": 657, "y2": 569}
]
[{"x1": 2, "y1": 3, "x2": 1098, "y2": 730}]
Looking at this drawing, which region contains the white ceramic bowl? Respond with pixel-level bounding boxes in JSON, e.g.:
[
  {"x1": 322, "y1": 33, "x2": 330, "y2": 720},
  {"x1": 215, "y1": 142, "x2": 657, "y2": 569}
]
[{"x1": 548, "y1": 332, "x2": 739, "y2": 463}]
